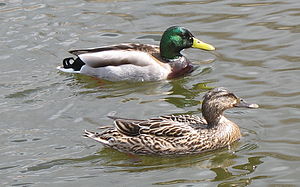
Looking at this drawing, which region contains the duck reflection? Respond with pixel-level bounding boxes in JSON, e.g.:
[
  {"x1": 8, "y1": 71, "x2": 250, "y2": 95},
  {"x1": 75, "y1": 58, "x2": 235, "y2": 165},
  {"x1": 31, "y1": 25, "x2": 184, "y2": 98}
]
[{"x1": 87, "y1": 144, "x2": 267, "y2": 186}]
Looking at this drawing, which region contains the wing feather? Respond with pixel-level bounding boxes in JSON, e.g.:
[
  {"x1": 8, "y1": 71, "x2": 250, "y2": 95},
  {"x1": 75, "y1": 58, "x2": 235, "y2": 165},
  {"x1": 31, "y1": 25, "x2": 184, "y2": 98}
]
[
  {"x1": 156, "y1": 115, "x2": 207, "y2": 125},
  {"x1": 68, "y1": 44, "x2": 161, "y2": 68},
  {"x1": 69, "y1": 43, "x2": 159, "y2": 55},
  {"x1": 112, "y1": 115, "x2": 204, "y2": 137}
]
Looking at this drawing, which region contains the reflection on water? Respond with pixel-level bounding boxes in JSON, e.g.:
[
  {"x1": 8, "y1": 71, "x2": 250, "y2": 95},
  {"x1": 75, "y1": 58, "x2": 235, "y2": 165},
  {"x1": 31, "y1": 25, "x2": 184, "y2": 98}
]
[
  {"x1": 1, "y1": 0, "x2": 300, "y2": 186},
  {"x1": 72, "y1": 68, "x2": 215, "y2": 111},
  {"x1": 24, "y1": 143, "x2": 268, "y2": 186}
]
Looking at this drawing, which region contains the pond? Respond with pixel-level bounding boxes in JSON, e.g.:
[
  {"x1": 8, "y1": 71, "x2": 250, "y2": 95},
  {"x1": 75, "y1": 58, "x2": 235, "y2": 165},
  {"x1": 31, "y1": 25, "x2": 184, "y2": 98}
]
[{"x1": 1, "y1": 0, "x2": 300, "y2": 186}]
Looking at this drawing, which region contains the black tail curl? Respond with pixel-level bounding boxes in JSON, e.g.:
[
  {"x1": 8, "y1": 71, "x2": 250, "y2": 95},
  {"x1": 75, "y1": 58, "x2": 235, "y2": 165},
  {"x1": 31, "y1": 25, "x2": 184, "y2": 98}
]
[{"x1": 62, "y1": 57, "x2": 85, "y2": 71}]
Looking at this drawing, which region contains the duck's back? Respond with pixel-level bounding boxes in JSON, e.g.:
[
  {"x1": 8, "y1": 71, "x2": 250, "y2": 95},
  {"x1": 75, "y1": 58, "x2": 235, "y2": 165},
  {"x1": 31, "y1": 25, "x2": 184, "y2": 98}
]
[{"x1": 84, "y1": 115, "x2": 234, "y2": 155}]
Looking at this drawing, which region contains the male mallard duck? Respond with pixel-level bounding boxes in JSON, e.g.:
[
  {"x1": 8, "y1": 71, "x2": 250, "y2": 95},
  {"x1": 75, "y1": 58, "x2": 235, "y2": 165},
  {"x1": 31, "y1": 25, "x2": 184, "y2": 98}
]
[
  {"x1": 83, "y1": 87, "x2": 259, "y2": 155},
  {"x1": 57, "y1": 26, "x2": 215, "y2": 81}
]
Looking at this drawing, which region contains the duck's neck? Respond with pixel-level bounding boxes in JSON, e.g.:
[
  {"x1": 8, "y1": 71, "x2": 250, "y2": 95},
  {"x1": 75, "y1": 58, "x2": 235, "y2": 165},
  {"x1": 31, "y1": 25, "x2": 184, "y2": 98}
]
[
  {"x1": 202, "y1": 103, "x2": 241, "y2": 143},
  {"x1": 167, "y1": 57, "x2": 193, "y2": 79},
  {"x1": 202, "y1": 104, "x2": 224, "y2": 128},
  {"x1": 160, "y1": 40, "x2": 182, "y2": 60}
]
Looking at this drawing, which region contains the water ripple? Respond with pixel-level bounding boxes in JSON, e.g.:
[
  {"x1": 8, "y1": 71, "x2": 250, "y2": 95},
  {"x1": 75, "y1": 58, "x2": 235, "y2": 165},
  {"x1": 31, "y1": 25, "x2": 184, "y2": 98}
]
[{"x1": 1, "y1": 0, "x2": 300, "y2": 186}]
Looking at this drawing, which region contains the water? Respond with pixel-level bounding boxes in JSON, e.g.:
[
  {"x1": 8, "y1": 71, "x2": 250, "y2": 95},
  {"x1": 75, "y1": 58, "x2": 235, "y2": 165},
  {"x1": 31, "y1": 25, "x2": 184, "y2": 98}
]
[{"x1": 1, "y1": 0, "x2": 300, "y2": 186}]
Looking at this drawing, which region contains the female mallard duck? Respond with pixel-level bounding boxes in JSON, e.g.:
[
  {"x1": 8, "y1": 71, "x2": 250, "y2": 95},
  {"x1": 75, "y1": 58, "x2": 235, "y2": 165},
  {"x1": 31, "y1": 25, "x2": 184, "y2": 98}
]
[
  {"x1": 57, "y1": 26, "x2": 215, "y2": 81},
  {"x1": 83, "y1": 87, "x2": 259, "y2": 155}
]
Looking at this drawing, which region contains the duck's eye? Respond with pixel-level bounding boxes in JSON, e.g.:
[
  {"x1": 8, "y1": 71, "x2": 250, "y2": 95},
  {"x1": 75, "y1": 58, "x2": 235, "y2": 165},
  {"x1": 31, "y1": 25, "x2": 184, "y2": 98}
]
[
  {"x1": 182, "y1": 35, "x2": 193, "y2": 42},
  {"x1": 181, "y1": 34, "x2": 187, "y2": 39},
  {"x1": 237, "y1": 98, "x2": 244, "y2": 104},
  {"x1": 181, "y1": 33, "x2": 190, "y2": 39}
]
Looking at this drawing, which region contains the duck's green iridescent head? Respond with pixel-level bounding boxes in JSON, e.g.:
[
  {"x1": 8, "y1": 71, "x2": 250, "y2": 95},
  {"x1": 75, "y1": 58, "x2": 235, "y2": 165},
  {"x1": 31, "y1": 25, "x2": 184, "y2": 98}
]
[{"x1": 159, "y1": 26, "x2": 215, "y2": 60}]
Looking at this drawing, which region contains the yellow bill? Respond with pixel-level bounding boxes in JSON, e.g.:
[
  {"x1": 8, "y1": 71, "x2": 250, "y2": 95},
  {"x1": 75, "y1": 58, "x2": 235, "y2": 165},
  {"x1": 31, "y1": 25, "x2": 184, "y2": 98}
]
[{"x1": 192, "y1": 37, "x2": 215, "y2": 51}]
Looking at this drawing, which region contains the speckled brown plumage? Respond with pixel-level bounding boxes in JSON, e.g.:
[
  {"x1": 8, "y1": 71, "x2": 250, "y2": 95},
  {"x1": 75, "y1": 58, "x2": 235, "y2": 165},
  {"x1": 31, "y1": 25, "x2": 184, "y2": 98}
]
[{"x1": 83, "y1": 87, "x2": 259, "y2": 155}]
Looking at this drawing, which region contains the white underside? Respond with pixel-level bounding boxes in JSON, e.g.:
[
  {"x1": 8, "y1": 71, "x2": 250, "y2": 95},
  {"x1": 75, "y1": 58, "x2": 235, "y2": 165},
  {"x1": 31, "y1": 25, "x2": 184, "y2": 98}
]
[
  {"x1": 58, "y1": 50, "x2": 172, "y2": 81},
  {"x1": 57, "y1": 63, "x2": 170, "y2": 82},
  {"x1": 83, "y1": 64, "x2": 169, "y2": 81}
]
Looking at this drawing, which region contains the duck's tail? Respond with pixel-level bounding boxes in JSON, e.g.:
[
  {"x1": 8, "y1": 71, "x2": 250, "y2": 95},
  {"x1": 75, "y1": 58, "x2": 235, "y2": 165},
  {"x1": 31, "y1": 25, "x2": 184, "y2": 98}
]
[{"x1": 57, "y1": 57, "x2": 85, "y2": 73}]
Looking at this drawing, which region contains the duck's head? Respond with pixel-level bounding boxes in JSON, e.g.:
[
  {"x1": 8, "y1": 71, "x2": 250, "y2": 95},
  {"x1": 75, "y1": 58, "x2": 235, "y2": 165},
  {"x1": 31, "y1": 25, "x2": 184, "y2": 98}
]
[
  {"x1": 160, "y1": 26, "x2": 215, "y2": 60},
  {"x1": 202, "y1": 87, "x2": 259, "y2": 126}
]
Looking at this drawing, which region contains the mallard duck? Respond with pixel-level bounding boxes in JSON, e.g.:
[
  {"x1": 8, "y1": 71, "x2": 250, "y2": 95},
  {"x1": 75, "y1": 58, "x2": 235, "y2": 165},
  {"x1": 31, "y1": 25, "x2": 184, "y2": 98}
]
[
  {"x1": 57, "y1": 26, "x2": 215, "y2": 81},
  {"x1": 83, "y1": 87, "x2": 259, "y2": 155}
]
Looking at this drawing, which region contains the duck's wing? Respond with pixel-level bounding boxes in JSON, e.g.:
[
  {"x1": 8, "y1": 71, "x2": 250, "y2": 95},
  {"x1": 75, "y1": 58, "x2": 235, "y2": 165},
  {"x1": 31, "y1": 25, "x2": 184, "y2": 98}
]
[
  {"x1": 112, "y1": 115, "x2": 200, "y2": 137},
  {"x1": 154, "y1": 114, "x2": 207, "y2": 125},
  {"x1": 68, "y1": 43, "x2": 161, "y2": 68},
  {"x1": 69, "y1": 43, "x2": 159, "y2": 55}
]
